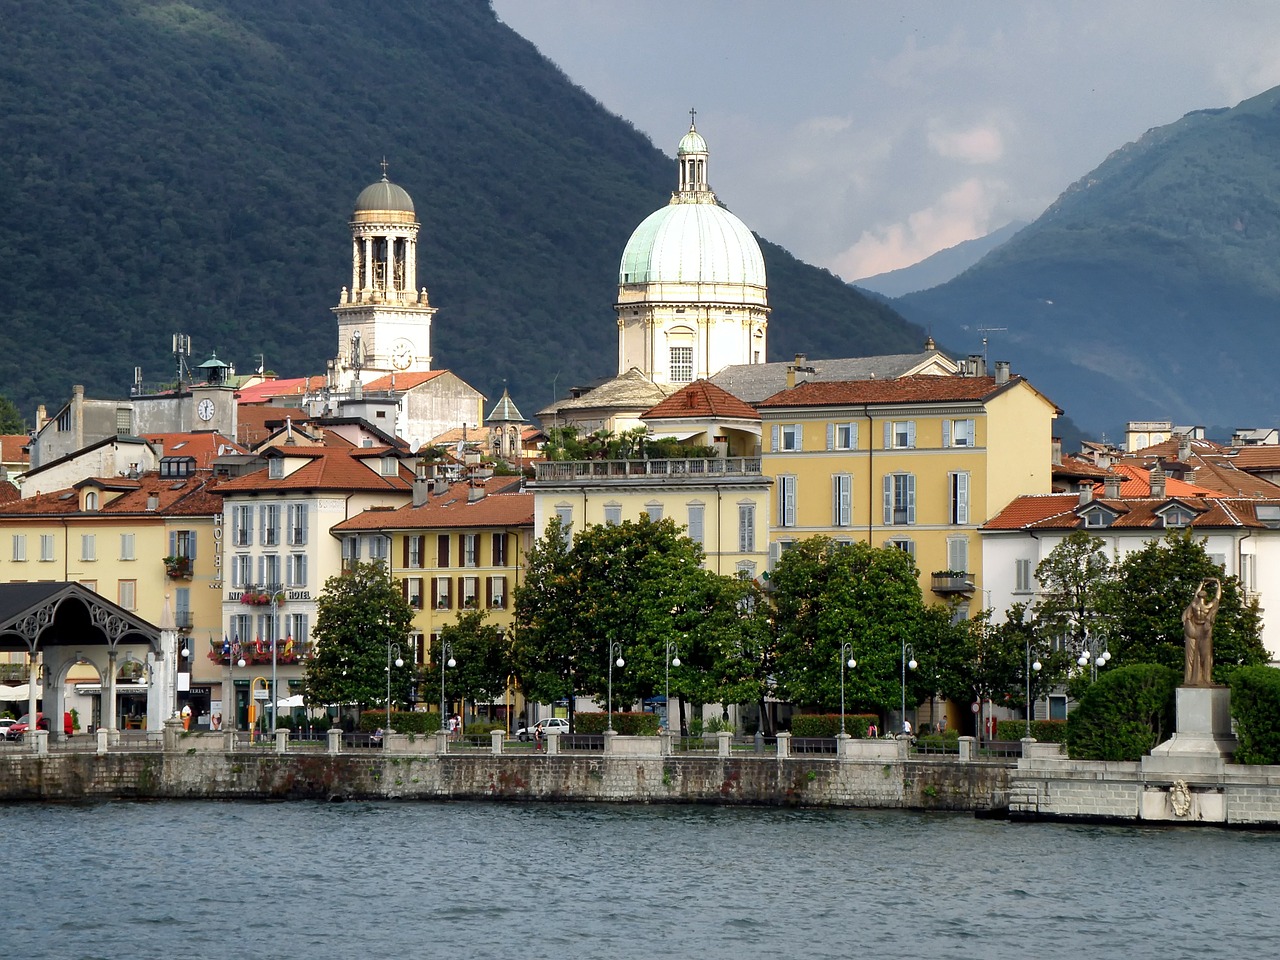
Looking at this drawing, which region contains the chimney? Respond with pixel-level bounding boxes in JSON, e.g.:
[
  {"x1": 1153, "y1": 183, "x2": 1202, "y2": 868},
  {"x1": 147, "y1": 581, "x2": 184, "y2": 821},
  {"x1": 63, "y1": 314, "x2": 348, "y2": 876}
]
[
  {"x1": 994, "y1": 361, "x2": 1010, "y2": 385},
  {"x1": 412, "y1": 458, "x2": 430, "y2": 507},
  {"x1": 1104, "y1": 474, "x2": 1122, "y2": 499},
  {"x1": 1177, "y1": 435, "x2": 1191, "y2": 461},
  {"x1": 1150, "y1": 463, "x2": 1167, "y2": 499},
  {"x1": 1051, "y1": 437, "x2": 1062, "y2": 465},
  {"x1": 1078, "y1": 483, "x2": 1093, "y2": 506},
  {"x1": 786, "y1": 354, "x2": 807, "y2": 390},
  {"x1": 468, "y1": 481, "x2": 485, "y2": 503},
  {"x1": 146, "y1": 494, "x2": 159, "y2": 511}
]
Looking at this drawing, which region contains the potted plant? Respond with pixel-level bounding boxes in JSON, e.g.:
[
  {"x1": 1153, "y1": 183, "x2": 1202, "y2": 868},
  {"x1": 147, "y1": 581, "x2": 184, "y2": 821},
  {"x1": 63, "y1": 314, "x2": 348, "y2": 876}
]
[{"x1": 163, "y1": 555, "x2": 192, "y2": 579}]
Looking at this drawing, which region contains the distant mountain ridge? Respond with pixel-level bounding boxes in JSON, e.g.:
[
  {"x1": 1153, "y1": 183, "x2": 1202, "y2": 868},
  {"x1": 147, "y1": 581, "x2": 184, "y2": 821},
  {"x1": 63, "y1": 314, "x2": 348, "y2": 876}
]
[
  {"x1": 853, "y1": 221, "x2": 1027, "y2": 298},
  {"x1": 0, "y1": 0, "x2": 922, "y2": 424},
  {"x1": 896, "y1": 86, "x2": 1280, "y2": 433}
]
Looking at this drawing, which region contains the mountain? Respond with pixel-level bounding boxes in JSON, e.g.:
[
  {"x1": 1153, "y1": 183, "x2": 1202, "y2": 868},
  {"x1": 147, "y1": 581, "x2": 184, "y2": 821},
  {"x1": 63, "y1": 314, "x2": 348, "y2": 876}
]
[
  {"x1": 897, "y1": 88, "x2": 1280, "y2": 434},
  {"x1": 853, "y1": 221, "x2": 1027, "y2": 298},
  {"x1": 0, "y1": 0, "x2": 922, "y2": 425}
]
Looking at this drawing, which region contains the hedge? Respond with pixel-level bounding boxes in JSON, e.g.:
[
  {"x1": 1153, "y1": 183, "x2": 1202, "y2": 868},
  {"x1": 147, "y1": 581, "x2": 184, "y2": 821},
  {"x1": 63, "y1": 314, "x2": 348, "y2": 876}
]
[
  {"x1": 790, "y1": 714, "x2": 879, "y2": 738},
  {"x1": 1230, "y1": 666, "x2": 1280, "y2": 765},
  {"x1": 573, "y1": 712, "x2": 661, "y2": 736},
  {"x1": 1066, "y1": 663, "x2": 1179, "y2": 761},
  {"x1": 357, "y1": 710, "x2": 441, "y2": 735},
  {"x1": 996, "y1": 719, "x2": 1068, "y2": 743}
]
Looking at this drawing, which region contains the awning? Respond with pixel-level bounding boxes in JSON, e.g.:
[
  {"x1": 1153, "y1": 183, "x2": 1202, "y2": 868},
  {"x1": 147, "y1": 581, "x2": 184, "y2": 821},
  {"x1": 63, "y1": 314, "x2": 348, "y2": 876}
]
[{"x1": 0, "y1": 682, "x2": 38, "y2": 700}]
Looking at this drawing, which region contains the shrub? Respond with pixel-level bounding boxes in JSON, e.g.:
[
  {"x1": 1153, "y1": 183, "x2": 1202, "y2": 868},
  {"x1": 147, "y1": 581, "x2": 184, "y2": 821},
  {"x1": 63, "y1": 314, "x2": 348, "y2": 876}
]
[
  {"x1": 996, "y1": 719, "x2": 1068, "y2": 743},
  {"x1": 1230, "y1": 665, "x2": 1280, "y2": 764},
  {"x1": 790, "y1": 714, "x2": 879, "y2": 738},
  {"x1": 572, "y1": 712, "x2": 661, "y2": 735},
  {"x1": 358, "y1": 710, "x2": 441, "y2": 734},
  {"x1": 915, "y1": 731, "x2": 960, "y2": 752},
  {"x1": 1066, "y1": 663, "x2": 1179, "y2": 761}
]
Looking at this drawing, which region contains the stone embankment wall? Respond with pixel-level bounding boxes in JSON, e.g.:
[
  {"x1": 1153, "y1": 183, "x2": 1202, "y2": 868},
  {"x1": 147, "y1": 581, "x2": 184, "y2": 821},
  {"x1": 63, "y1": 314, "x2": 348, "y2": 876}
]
[{"x1": 0, "y1": 750, "x2": 1012, "y2": 810}]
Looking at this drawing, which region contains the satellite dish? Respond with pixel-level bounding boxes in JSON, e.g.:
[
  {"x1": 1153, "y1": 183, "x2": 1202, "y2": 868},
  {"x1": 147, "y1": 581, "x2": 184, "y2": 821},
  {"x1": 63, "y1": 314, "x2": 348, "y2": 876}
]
[{"x1": 409, "y1": 440, "x2": 421, "y2": 454}]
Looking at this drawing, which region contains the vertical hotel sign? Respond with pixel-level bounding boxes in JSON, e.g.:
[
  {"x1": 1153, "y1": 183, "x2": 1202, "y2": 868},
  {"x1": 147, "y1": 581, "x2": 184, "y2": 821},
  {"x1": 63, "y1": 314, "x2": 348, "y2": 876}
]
[{"x1": 210, "y1": 512, "x2": 223, "y2": 588}]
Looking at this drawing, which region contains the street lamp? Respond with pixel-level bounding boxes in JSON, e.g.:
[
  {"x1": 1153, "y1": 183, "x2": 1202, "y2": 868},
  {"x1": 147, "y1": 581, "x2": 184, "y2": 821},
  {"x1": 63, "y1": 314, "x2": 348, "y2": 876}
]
[
  {"x1": 1025, "y1": 637, "x2": 1042, "y2": 739},
  {"x1": 901, "y1": 641, "x2": 917, "y2": 734},
  {"x1": 839, "y1": 641, "x2": 856, "y2": 736},
  {"x1": 439, "y1": 640, "x2": 455, "y2": 731},
  {"x1": 607, "y1": 642, "x2": 624, "y2": 731},
  {"x1": 386, "y1": 641, "x2": 404, "y2": 732},
  {"x1": 664, "y1": 639, "x2": 681, "y2": 733},
  {"x1": 1076, "y1": 627, "x2": 1110, "y2": 683}
]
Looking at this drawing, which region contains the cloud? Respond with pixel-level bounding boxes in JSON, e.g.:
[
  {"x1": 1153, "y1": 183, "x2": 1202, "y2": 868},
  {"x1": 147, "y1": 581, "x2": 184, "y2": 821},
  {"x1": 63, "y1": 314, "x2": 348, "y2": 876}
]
[
  {"x1": 832, "y1": 178, "x2": 1003, "y2": 280},
  {"x1": 927, "y1": 121, "x2": 1005, "y2": 164}
]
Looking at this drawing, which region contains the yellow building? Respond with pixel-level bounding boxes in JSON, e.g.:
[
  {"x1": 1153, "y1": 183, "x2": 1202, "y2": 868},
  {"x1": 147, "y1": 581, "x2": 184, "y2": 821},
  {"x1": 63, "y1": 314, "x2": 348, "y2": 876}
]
[
  {"x1": 756, "y1": 365, "x2": 1059, "y2": 611},
  {"x1": 0, "y1": 461, "x2": 224, "y2": 728},
  {"x1": 332, "y1": 475, "x2": 532, "y2": 723}
]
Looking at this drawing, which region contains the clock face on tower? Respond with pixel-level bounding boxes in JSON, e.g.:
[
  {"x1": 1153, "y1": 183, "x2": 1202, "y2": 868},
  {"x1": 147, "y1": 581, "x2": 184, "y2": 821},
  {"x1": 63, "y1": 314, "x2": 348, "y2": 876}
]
[
  {"x1": 197, "y1": 398, "x2": 215, "y2": 422},
  {"x1": 390, "y1": 338, "x2": 414, "y2": 370}
]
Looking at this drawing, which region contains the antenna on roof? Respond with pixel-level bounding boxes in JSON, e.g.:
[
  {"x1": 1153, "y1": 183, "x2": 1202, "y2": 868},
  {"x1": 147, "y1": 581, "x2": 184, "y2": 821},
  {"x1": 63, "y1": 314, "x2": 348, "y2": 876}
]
[{"x1": 976, "y1": 326, "x2": 1007, "y2": 364}]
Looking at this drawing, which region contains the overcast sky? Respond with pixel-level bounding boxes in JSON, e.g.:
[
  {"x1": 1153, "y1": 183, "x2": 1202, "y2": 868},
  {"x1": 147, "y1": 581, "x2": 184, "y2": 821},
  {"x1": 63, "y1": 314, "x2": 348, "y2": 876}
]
[{"x1": 492, "y1": 1, "x2": 1280, "y2": 280}]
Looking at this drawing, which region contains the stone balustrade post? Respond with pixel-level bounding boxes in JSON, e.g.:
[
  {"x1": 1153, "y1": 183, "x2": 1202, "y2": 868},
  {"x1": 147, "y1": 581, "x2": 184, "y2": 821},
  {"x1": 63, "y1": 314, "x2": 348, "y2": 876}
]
[
  {"x1": 660, "y1": 731, "x2": 673, "y2": 757},
  {"x1": 717, "y1": 730, "x2": 732, "y2": 757},
  {"x1": 163, "y1": 717, "x2": 184, "y2": 753},
  {"x1": 958, "y1": 735, "x2": 975, "y2": 761},
  {"x1": 775, "y1": 731, "x2": 791, "y2": 759},
  {"x1": 32, "y1": 729, "x2": 48, "y2": 756},
  {"x1": 275, "y1": 728, "x2": 289, "y2": 754},
  {"x1": 602, "y1": 728, "x2": 618, "y2": 756},
  {"x1": 327, "y1": 726, "x2": 342, "y2": 755},
  {"x1": 96, "y1": 727, "x2": 109, "y2": 755},
  {"x1": 491, "y1": 728, "x2": 504, "y2": 755},
  {"x1": 545, "y1": 731, "x2": 560, "y2": 756},
  {"x1": 436, "y1": 730, "x2": 449, "y2": 755},
  {"x1": 836, "y1": 732, "x2": 852, "y2": 759}
]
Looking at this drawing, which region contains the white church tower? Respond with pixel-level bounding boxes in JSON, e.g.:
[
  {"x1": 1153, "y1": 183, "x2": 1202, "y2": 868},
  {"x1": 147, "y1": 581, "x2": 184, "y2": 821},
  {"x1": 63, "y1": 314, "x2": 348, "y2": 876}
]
[
  {"x1": 615, "y1": 115, "x2": 769, "y2": 386},
  {"x1": 330, "y1": 163, "x2": 437, "y2": 389}
]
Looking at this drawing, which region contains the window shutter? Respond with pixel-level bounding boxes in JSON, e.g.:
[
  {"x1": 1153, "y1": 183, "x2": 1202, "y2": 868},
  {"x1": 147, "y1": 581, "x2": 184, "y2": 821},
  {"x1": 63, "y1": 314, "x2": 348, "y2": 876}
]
[
  {"x1": 458, "y1": 536, "x2": 465, "y2": 567},
  {"x1": 906, "y1": 474, "x2": 916, "y2": 524},
  {"x1": 188, "y1": 532, "x2": 196, "y2": 559},
  {"x1": 771, "y1": 425, "x2": 780, "y2": 452},
  {"x1": 446, "y1": 579, "x2": 453, "y2": 608},
  {"x1": 883, "y1": 475, "x2": 893, "y2": 525},
  {"x1": 783, "y1": 478, "x2": 796, "y2": 527},
  {"x1": 438, "y1": 535, "x2": 449, "y2": 568},
  {"x1": 486, "y1": 576, "x2": 494, "y2": 607},
  {"x1": 949, "y1": 537, "x2": 969, "y2": 573},
  {"x1": 768, "y1": 541, "x2": 781, "y2": 568},
  {"x1": 884, "y1": 421, "x2": 891, "y2": 449},
  {"x1": 957, "y1": 472, "x2": 969, "y2": 524},
  {"x1": 826, "y1": 423, "x2": 835, "y2": 450},
  {"x1": 402, "y1": 536, "x2": 410, "y2": 569},
  {"x1": 966, "y1": 419, "x2": 976, "y2": 446},
  {"x1": 906, "y1": 422, "x2": 916, "y2": 448},
  {"x1": 169, "y1": 532, "x2": 176, "y2": 556},
  {"x1": 850, "y1": 423, "x2": 859, "y2": 450},
  {"x1": 942, "y1": 419, "x2": 952, "y2": 448},
  {"x1": 832, "y1": 476, "x2": 840, "y2": 525},
  {"x1": 795, "y1": 425, "x2": 803, "y2": 451},
  {"x1": 840, "y1": 476, "x2": 852, "y2": 526}
]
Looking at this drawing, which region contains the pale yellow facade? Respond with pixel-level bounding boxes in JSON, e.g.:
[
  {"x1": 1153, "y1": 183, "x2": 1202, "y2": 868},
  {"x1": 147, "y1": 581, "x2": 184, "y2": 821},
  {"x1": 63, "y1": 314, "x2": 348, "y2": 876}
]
[{"x1": 759, "y1": 379, "x2": 1057, "y2": 608}]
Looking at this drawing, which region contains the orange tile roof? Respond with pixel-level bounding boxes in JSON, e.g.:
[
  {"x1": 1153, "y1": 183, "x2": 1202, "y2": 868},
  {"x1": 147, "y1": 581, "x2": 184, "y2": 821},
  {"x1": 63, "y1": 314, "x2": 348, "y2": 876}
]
[
  {"x1": 1105, "y1": 463, "x2": 1222, "y2": 498},
  {"x1": 1181, "y1": 457, "x2": 1280, "y2": 498},
  {"x1": 1128, "y1": 437, "x2": 1227, "y2": 459},
  {"x1": 1230, "y1": 446, "x2": 1280, "y2": 470},
  {"x1": 216, "y1": 445, "x2": 412, "y2": 494},
  {"x1": 641, "y1": 380, "x2": 760, "y2": 421},
  {"x1": 332, "y1": 481, "x2": 532, "y2": 531},
  {"x1": 362, "y1": 370, "x2": 448, "y2": 392},
  {"x1": 756, "y1": 375, "x2": 1019, "y2": 408},
  {"x1": 1053, "y1": 454, "x2": 1110, "y2": 481},
  {"x1": 143, "y1": 432, "x2": 243, "y2": 469},
  {"x1": 0, "y1": 435, "x2": 29, "y2": 465},
  {"x1": 984, "y1": 492, "x2": 1274, "y2": 531},
  {"x1": 0, "y1": 472, "x2": 224, "y2": 518},
  {"x1": 235, "y1": 406, "x2": 311, "y2": 448},
  {"x1": 236, "y1": 377, "x2": 326, "y2": 404}
]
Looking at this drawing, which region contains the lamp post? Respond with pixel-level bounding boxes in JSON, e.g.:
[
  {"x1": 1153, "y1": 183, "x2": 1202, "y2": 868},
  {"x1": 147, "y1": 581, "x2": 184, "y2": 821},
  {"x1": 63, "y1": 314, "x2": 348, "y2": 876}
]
[
  {"x1": 269, "y1": 591, "x2": 281, "y2": 732},
  {"x1": 1025, "y1": 636, "x2": 1042, "y2": 739},
  {"x1": 439, "y1": 640, "x2": 455, "y2": 731},
  {"x1": 664, "y1": 639, "x2": 681, "y2": 733},
  {"x1": 607, "y1": 642, "x2": 624, "y2": 731},
  {"x1": 386, "y1": 641, "x2": 404, "y2": 732},
  {"x1": 901, "y1": 641, "x2": 917, "y2": 734},
  {"x1": 174, "y1": 642, "x2": 190, "y2": 717},
  {"x1": 839, "y1": 641, "x2": 856, "y2": 735},
  {"x1": 1076, "y1": 626, "x2": 1110, "y2": 683}
]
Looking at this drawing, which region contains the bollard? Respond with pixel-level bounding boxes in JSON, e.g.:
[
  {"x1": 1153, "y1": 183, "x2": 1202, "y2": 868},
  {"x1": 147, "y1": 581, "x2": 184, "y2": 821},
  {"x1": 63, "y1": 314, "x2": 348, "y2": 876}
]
[
  {"x1": 32, "y1": 729, "x2": 49, "y2": 756},
  {"x1": 836, "y1": 732, "x2": 852, "y2": 759},
  {"x1": 755, "y1": 729, "x2": 764, "y2": 754},
  {"x1": 96, "y1": 727, "x2": 109, "y2": 756},
  {"x1": 545, "y1": 731, "x2": 560, "y2": 756},
  {"x1": 602, "y1": 728, "x2": 618, "y2": 756},
  {"x1": 436, "y1": 729, "x2": 450, "y2": 755},
  {"x1": 327, "y1": 726, "x2": 342, "y2": 756},
  {"x1": 275, "y1": 728, "x2": 289, "y2": 754},
  {"x1": 660, "y1": 730, "x2": 673, "y2": 757},
  {"x1": 958, "y1": 735, "x2": 975, "y2": 761},
  {"x1": 775, "y1": 731, "x2": 791, "y2": 759},
  {"x1": 717, "y1": 729, "x2": 732, "y2": 758},
  {"x1": 491, "y1": 728, "x2": 504, "y2": 756}
]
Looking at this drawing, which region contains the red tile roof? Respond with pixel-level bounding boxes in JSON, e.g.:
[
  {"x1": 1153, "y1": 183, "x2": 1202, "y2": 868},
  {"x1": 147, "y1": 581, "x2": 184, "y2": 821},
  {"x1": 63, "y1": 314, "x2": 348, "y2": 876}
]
[
  {"x1": 1229, "y1": 446, "x2": 1280, "y2": 470},
  {"x1": 0, "y1": 435, "x2": 29, "y2": 465},
  {"x1": 641, "y1": 380, "x2": 760, "y2": 421},
  {"x1": 332, "y1": 480, "x2": 532, "y2": 531},
  {"x1": 235, "y1": 407, "x2": 312, "y2": 448},
  {"x1": 0, "y1": 472, "x2": 224, "y2": 518},
  {"x1": 1105, "y1": 463, "x2": 1222, "y2": 498},
  {"x1": 984, "y1": 492, "x2": 1275, "y2": 531},
  {"x1": 1053, "y1": 454, "x2": 1110, "y2": 481},
  {"x1": 756, "y1": 375, "x2": 1021, "y2": 408},
  {"x1": 143, "y1": 432, "x2": 243, "y2": 469},
  {"x1": 236, "y1": 377, "x2": 326, "y2": 404},
  {"x1": 216, "y1": 445, "x2": 412, "y2": 493},
  {"x1": 362, "y1": 370, "x2": 448, "y2": 392}
]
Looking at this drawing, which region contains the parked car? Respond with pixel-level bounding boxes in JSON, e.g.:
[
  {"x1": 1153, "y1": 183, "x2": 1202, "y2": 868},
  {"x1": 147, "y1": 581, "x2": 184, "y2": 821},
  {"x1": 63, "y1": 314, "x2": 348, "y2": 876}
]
[
  {"x1": 515, "y1": 717, "x2": 570, "y2": 742},
  {"x1": 6, "y1": 712, "x2": 73, "y2": 741},
  {"x1": 0, "y1": 718, "x2": 15, "y2": 738}
]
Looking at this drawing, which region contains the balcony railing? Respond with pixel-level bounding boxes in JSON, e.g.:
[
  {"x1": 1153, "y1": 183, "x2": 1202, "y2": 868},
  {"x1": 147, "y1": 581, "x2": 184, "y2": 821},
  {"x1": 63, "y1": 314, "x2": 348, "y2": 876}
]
[
  {"x1": 535, "y1": 457, "x2": 763, "y2": 482},
  {"x1": 208, "y1": 637, "x2": 311, "y2": 666},
  {"x1": 931, "y1": 572, "x2": 975, "y2": 595},
  {"x1": 174, "y1": 611, "x2": 194, "y2": 630}
]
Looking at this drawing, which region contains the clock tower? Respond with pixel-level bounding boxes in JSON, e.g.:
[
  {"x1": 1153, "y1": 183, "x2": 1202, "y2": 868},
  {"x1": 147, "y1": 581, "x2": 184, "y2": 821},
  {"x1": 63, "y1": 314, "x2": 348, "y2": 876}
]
[{"x1": 329, "y1": 163, "x2": 437, "y2": 389}]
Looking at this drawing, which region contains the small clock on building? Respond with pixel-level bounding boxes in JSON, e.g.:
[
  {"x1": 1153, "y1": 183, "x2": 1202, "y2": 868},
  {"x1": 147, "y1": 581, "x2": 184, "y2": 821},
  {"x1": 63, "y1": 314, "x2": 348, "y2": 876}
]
[
  {"x1": 197, "y1": 398, "x2": 215, "y2": 421},
  {"x1": 390, "y1": 338, "x2": 414, "y2": 370}
]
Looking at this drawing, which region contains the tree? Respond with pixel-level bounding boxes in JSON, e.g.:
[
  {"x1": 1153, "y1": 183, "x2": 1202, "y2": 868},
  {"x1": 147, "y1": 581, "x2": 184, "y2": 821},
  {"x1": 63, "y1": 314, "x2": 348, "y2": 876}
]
[
  {"x1": 439, "y1": 610, "x2": 510, "y2": 714},
  {"x1": 511, "y1": 516, "x2": 585, "y2": 719},
  {"x1": 1033, "y1": 530, "x2": 1114, "y2": 648},
  {"x1": 1096, "y1": 530, "x2": 1266, "y2": 678},
  {"x1": 769, "y1": 538, "x2": 935, "y2": 713},
  {"x1": 304, "y1": 562, "x2": 415, "y2": 713},
  {"x1": 1066, "y1": 663, "x2": 1180, "y2": 761},
  {"x1": 0, "y1": 395, "x2": 24, "y2": 433},
  {"x1": 946, "y1": 603, "x2": 1071, "y2": 719}
]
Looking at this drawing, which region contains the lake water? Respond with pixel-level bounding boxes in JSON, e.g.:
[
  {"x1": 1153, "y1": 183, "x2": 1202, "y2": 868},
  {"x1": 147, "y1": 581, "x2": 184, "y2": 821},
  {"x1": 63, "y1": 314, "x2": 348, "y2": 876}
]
[{"x1": 1, "y1": 800, "x2": 1275, "y2": 959}]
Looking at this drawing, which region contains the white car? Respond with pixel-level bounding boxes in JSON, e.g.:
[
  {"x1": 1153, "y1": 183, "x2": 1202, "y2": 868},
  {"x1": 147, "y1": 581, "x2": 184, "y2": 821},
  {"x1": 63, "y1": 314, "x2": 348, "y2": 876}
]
[
  {"x1": 515, "y1": 717, "x2": 570, "y2": 741},
  {"x1": 0, "y1": 718, "x2": 15, "y2": 738}
]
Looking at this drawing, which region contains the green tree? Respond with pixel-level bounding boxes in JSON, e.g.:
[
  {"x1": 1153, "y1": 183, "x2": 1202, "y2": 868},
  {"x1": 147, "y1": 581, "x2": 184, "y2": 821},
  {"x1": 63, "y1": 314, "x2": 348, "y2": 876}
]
[
  {"x1": 0, "y1": 395, "x2": 24, "y2": 433},
  {"x1": 769, "y1": 538, "x2": 934, "y2": 713},
  {"x1": 1066, "y1": 663, "x2": 1180, "y2": 761},
  {"x1": 304, "y1": 562, "x2": 415, "y2": 713},
  {"x1": 439, "y1": 610, "x2": 510, "y2": 714},
  {"x1": 947, "y1": 603, "x2": 1072, "y2": 719},
  {"x1": 1097, "y1": 530, "x2": 1266, "y2": 677},
  {"x1": 1033, "y1": 530, "x2": 1114, "y2": 648},
  {"x1": 512, "y1": 516, "x2": 586, "y2": 718}
]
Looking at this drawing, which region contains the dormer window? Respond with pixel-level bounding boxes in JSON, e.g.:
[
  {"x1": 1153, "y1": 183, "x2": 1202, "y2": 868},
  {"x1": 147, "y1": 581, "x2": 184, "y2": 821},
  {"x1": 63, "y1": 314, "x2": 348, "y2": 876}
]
[
  {"x1": 1162, "y1": 508, "x2": 1193, "y2": 528},
  {"x1": 85, "y1": 491, "x2": 98, "y2": 511},
  {"x1": 268, "y1": 459, "x2": 284, "y2": 480},
  {"x1": 381, "y1": 456, "x2": 398, "y2": 477},
  {"x1": 1078, "y1": 503, "x2": 1118, "y2": 528}
]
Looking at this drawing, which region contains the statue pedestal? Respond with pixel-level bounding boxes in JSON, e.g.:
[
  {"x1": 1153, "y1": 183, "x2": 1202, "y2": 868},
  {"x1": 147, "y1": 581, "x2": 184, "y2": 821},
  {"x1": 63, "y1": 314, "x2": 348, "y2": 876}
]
[{"x1": 1145, "y1": 686, "x2": 1235, "y2": 774}]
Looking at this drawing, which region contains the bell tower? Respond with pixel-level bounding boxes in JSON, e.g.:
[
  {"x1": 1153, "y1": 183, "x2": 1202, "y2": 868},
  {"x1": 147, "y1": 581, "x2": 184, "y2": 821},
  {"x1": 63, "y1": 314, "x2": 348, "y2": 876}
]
[{"x1": 330, "y1": 162, "x2": 437, "y2": 389}]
